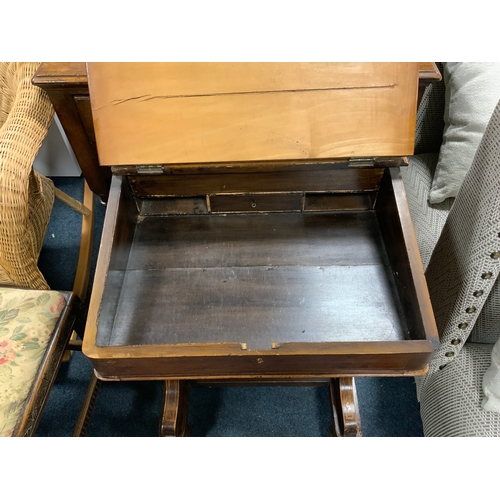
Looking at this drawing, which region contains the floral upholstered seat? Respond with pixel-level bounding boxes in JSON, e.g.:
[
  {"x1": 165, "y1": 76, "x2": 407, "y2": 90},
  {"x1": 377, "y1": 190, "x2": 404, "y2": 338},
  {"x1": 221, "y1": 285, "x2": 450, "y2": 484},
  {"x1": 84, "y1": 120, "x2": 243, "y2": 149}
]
[{"x1": 0, "y1": 288, "x2": 67, "y2": 437}]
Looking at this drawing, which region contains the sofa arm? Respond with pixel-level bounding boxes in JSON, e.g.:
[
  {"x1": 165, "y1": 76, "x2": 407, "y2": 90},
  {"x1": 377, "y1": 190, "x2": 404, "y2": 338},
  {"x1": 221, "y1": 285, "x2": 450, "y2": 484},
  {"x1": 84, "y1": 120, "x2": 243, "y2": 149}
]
[{"x1": 423, "y1": 98, "x2": 500, "y2": 373}]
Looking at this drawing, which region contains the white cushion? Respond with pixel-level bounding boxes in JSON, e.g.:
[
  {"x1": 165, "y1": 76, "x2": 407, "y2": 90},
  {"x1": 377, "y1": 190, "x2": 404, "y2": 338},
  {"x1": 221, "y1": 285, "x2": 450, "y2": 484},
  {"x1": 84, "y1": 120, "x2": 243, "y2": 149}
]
[
  {"x1": 428, "y1": 62, "x2": 500, "y2": 204},
  {"x1": 482, "y1": 336, "x2": 500, "y2": 413}
]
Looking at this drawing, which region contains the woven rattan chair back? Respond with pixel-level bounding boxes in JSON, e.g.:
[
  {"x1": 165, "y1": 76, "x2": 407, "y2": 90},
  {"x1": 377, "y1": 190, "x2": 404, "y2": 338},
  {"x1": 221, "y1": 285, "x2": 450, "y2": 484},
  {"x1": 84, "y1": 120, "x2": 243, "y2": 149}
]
[{"x1": 0, "y1": 62, "x2": 55, "y2": 289}]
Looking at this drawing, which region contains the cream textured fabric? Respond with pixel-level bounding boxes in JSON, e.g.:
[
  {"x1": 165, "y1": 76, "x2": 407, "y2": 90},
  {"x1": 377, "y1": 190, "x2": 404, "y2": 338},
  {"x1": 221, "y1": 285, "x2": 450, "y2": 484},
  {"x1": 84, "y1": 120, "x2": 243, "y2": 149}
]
[
  {"x1": 429, "y1": 63, "x2": 500, "y2": 204},
  {"x1": 0, "y1": 63, "x2": 55, "y2": 289},
  {"x1": 482, "y1": 337, "x2": 500, "y2": 412},
  {"x1": 411, "y1": 100, "x2": 500, "y2": 436},
  {"x1": 419, "y1": 343, "x2": 500, "y2": 436},
  {"x1": 469, "y1": 277, "x2": 500, "y2": 345},
  {"x1": 403, "y1": 68, "x2": 500, "y2": 436},
  {"x1": 423, "y1": 100, "x2": 500, "y2": 376}
]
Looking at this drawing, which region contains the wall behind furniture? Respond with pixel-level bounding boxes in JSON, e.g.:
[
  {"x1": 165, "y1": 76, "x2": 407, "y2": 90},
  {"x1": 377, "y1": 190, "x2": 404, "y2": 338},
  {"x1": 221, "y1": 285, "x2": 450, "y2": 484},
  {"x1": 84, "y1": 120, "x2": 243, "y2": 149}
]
[{"x1": 34, "y1": 114, "x2": 82, "y2": 177}]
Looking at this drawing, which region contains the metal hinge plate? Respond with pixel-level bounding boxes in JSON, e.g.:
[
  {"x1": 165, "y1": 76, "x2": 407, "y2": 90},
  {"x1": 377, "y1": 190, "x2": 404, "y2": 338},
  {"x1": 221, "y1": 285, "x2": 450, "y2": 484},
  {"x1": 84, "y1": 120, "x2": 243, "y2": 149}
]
[
  {"x1": 136, "y1": 165, "x2": 164, "y2": 174},
  {"x1": 347, "y1": 158, "x2": 376, "y2": 168}
]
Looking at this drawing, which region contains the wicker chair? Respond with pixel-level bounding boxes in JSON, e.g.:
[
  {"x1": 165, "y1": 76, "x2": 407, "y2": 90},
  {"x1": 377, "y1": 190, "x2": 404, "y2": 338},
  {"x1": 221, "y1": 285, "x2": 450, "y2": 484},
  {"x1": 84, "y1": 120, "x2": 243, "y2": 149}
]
[
  {"x1": 0, "y1": 62, "x2": 94, "y2": 436},
  {"x1": 0, "y1": 62, "x2": 91, "y2": 290},
  {"x1": 401, "y1": 69, "x2": 500, "y2": 436}
]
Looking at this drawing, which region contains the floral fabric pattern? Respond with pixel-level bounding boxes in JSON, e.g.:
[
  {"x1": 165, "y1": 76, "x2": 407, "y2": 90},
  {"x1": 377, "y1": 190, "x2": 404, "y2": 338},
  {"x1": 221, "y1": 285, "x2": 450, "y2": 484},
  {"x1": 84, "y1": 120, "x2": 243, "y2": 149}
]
[{"x1": 0, "y1": 288, "x2": 66, "y2": 437}]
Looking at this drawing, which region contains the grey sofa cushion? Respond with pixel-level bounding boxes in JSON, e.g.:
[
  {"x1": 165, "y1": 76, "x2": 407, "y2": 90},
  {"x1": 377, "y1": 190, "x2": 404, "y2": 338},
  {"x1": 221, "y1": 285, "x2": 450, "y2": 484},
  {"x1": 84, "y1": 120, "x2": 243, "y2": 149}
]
[{"x1": 429, "y1": 63, "x2": 500, "y2": 204}]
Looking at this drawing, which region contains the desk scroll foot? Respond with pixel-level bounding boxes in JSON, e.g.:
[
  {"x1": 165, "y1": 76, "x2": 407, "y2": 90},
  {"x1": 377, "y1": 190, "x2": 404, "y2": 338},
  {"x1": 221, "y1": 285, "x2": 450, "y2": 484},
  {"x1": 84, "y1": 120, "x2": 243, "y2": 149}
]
[
  {"x1": 329, "y1": 377, "x2": 362, "y2": 437},
  {"x1": 160, "y1": 380, "x2": 190, "y2": 437}
]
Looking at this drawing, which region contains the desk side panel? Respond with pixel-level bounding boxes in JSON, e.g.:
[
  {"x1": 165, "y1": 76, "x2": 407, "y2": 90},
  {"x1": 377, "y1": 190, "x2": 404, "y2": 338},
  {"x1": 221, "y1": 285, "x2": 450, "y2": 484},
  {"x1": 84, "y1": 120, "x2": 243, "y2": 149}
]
[
  {"x1": 375, "y1": 168, "x2": 439, "y2": 346},
  {"x1": 83, "y1": 176, "x2": 137, "y2": 354}
]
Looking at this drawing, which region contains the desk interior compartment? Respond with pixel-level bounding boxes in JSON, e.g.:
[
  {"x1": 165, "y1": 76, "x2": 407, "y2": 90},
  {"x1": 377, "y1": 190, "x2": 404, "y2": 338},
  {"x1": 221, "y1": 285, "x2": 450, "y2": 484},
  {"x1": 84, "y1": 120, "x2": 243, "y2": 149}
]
[{"x1": 84, "y1": 164, "x2": 438, "y2": 379}]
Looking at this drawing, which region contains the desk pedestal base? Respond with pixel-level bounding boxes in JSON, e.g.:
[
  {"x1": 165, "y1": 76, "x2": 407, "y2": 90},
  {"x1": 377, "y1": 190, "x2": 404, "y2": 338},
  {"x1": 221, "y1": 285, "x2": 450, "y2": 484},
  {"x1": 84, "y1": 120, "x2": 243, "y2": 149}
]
[
  {"x1": 159, "y1": 378, "x2": 362, "y2": 437},
  {"x1": 160, "y1": 380, "x2": 191, "y2": 437},
  {"x1": 329, "y1": 378, "x2": 362, "y2": 437}
]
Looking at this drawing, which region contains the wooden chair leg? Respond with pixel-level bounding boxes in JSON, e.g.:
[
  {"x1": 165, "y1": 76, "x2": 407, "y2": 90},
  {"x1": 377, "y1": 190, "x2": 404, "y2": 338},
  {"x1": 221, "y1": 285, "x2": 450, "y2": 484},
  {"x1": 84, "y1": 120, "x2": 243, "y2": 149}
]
[
  {"x1": 63, "y1": 180, "x2": 95, "y2": 363},
  {"x1": 73, "y1": 372, "x2": 102, "y2": 437},
  {"x1": 160, "y1": 380, "x2": 190, "y2": 437},
  {"x1": 329, "y1": 377, "x2": 362, "y2": 437}
]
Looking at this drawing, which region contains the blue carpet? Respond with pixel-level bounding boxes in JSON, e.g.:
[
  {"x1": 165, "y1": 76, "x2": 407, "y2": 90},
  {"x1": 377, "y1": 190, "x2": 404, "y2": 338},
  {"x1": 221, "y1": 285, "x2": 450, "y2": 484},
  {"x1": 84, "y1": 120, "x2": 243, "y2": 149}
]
[{"x1": 35, "y1": 177, "x2": 424, "y2": 437}]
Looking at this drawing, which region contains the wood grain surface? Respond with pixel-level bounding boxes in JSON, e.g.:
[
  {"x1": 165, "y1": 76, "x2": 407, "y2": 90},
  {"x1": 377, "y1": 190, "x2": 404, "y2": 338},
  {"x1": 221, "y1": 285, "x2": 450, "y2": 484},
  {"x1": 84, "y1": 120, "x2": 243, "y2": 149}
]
[{"x1": 86, "y1": 62, "x2": 419, "y2": 166}]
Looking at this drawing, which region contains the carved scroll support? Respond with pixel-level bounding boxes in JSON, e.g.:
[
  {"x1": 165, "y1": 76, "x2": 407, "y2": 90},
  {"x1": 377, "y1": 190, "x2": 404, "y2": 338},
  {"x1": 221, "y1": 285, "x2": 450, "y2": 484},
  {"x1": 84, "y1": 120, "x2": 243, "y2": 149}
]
[
  {"x1": 160, "y1": 380, "x2": 190, "y2": 437},
  {"x1": 329, "y1": 377, "x2": 362, "y2": 437}
]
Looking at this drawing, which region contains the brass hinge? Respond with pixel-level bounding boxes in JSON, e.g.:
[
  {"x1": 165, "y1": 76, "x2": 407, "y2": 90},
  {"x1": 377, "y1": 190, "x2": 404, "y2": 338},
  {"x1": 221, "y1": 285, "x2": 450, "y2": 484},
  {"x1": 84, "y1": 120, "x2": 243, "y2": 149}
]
[
  {"x1": 136, "y1": 165, "x2": 164, "y2": 174},
  {"x1": 347, "y1": 158, "x2": 376, "y2": 168}
]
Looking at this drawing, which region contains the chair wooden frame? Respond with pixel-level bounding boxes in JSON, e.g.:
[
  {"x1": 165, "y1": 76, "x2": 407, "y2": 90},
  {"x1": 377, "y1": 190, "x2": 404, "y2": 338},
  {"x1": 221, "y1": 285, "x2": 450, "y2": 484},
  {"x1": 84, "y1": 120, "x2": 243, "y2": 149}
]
[{"x1": 9, "y1": 181, "x2": 95, "y2": 437}]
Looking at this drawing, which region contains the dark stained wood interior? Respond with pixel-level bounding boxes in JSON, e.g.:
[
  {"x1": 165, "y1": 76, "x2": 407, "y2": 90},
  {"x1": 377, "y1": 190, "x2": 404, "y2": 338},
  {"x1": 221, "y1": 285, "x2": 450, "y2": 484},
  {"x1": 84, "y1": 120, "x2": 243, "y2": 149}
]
[
  {"x1": 375, "y1": 168, "x2": 439, "y2": 346},
  {"x1": 96, "y1": 210, "x2": 410, "y2": 350},
  {"x1": 91, "y1": 169, "x2": 436, "y2": 357},
  {"x1": 127, "y1": 167, "x2": 385, "y2": 197},
  {"x1": 84, "y1": 165, "x2": 438, "y2": 380}
]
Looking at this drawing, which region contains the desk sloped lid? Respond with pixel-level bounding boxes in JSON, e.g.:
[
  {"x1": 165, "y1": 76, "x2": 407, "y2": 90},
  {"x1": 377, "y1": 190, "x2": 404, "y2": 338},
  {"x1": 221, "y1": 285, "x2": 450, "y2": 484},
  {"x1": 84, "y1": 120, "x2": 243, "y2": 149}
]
[{"x1": 86, "y1": 62, "x2": 419, "y2": 167}]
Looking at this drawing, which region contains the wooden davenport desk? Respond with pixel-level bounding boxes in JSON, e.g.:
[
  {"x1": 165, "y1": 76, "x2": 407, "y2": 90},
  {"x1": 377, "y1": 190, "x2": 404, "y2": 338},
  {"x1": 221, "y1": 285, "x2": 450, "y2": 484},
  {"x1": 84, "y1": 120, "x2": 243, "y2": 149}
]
[{"x1": 81, "y1": 63, "x2": 440, "y2": 436}]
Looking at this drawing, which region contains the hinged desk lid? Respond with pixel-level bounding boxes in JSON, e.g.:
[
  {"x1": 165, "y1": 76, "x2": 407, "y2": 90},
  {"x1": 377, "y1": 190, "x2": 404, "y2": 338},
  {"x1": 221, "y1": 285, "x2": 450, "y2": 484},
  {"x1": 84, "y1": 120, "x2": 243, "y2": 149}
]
[{"x1": 86, "y1": 63, "x2": 419, "y2": 167}]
